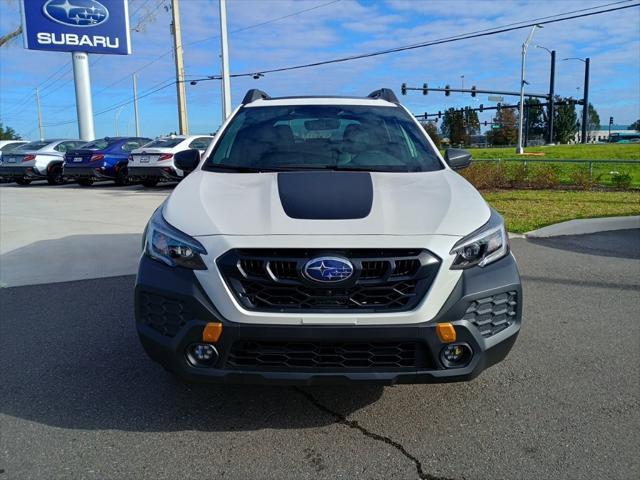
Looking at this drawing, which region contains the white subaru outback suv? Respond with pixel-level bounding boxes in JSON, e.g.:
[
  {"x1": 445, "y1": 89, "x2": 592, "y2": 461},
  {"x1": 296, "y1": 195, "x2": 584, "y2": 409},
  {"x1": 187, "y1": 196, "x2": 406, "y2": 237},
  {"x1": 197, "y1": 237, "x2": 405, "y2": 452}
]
[{"x1": 135, "y1": 88, "x2": 522, "y2": 385}]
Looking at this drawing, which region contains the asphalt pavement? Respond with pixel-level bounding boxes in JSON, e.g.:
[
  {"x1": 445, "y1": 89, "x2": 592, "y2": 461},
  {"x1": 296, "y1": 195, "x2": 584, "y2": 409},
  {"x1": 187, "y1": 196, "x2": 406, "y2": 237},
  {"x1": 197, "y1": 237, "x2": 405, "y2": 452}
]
[{"x1": 1, "y1": 230, "x2": 638, "y2": 480}]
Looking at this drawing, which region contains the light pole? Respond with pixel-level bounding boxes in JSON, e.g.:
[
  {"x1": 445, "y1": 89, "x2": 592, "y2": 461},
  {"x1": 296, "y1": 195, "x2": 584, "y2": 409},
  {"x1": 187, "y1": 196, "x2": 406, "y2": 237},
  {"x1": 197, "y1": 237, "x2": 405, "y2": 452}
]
[
  {"x1": 536, "y1": 45, "x2": 556, "y2": 144},
  {"x1": 563, "y1": 57, "x2": 590, "y2": 143},
  {"x1": 517, "y1": 24, "x2": 543, "y2": 154}
]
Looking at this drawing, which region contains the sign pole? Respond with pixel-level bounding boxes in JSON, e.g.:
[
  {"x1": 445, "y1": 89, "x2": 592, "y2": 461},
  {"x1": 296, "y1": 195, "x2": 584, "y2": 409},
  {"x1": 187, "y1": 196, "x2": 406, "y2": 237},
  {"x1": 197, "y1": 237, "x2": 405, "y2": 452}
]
[
  {"x1": 72, "y1": 52, "x2": 95, "y2": 141},
  {"x1": 219, "y1": 0, "x2": 232, "y2": 120}
]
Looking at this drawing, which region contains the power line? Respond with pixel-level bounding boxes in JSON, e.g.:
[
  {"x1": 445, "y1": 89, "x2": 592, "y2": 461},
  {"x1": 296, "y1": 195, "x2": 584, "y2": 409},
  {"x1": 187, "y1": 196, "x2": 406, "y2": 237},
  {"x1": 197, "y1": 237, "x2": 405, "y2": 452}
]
[
  {"x1": 184, "y1": 0, "x2": 341, "y2": 48},
  {"x1": 192, "y1": 1, "x2": 639, "y2": 80}
]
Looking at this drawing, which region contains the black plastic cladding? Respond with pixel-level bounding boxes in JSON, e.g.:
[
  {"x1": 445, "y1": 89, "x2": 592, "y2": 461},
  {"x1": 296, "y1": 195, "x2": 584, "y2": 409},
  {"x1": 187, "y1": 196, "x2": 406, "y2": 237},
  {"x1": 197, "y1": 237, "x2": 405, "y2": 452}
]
[{"x1": 217, "y1": 248, "x2": 441, "y2": 313}]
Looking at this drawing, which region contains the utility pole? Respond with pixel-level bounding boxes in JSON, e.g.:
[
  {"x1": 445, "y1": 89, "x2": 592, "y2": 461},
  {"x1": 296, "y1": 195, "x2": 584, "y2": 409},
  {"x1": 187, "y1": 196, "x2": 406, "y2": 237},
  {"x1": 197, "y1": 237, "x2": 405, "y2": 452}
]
[
  {"x1": 517, "y1": 24, "x2": 542, "y2": 154},
  {"x1": 35, "y1": 88, "x2": 43, "y2": 140},
  {"x1": 132, "y1": 73, "x2": 140, "y2": 136},
  {"x1": 71, "y1": 52, "x2": 95, "y2": 141},
  {"x1": 171, "y1": 0, "x2": 188, "y2": 135},
  {"x1": 548, "y1": 50, "x2": 556, "y2": 144},
  {"x1": 219, "y1": 0, "x2": 232, "y2": 120},
  {"x1": 581, "y1": 57, "x2": 590, "y2": 144}
]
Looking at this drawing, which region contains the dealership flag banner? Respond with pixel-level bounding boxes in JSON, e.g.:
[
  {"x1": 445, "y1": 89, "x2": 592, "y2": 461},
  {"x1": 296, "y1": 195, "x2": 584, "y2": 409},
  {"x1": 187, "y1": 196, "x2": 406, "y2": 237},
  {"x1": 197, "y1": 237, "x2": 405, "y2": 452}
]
[{"x1": 20, "y1": 0, "x2": 131, "y2": 55}]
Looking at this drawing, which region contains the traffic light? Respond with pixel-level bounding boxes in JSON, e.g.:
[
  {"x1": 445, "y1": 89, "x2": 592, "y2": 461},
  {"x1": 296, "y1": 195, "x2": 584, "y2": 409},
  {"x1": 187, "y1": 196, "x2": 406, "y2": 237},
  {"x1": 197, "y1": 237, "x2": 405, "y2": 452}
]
[
  {"x1": 444, "y1": 85, "x2": 451, "y2": 96},
  {"x1": 609, "y1": 116, "x2": 614, "y2": 125},
  {"x1": 401, "y1": 83, "x2": 407, "y2": 95},
  {"x1": 422, "y1": 83, "x2": 428, "y2": 95},
  {"x1": 438, "y1": 111, "x2": 442, "y2": 119},
  {"x1": 471, "y1": 86, "x2": 477, "y2": 97},
  {"x1": 479, "y1": 103, "x2": 484, "y2": 112},
  {"x1": 496, "y1": 102, "x2": 502, "y2": 112}
]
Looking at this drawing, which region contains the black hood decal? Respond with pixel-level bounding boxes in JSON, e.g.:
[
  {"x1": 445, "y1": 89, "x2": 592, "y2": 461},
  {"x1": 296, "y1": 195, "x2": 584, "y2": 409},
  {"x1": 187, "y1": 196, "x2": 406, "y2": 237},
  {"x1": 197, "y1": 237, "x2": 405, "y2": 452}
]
[{"x1": 277, "y1": 171, "x2": 373, "y2": 220}]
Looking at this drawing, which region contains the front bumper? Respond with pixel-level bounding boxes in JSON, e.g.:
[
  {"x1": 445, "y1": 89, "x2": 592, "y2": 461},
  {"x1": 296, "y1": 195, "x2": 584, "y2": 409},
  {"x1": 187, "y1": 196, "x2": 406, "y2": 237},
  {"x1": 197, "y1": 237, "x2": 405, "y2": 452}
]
[
  {"x1": 135, "y1": 253, "x2": 522, "y2": 385},
  {"x1": 129, "y1": 166, "x2": 181, "y2": 181}
]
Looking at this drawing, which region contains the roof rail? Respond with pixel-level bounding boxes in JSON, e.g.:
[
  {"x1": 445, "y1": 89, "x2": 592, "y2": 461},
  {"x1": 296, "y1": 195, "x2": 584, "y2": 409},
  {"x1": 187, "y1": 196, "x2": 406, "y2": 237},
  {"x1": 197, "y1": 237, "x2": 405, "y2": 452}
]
[
  {"x1": 242, "y1": 89, "x2": 271, "y2": 104},
  {"x1": 367, "y1": 88, "x2": 399, "y2": 104}
]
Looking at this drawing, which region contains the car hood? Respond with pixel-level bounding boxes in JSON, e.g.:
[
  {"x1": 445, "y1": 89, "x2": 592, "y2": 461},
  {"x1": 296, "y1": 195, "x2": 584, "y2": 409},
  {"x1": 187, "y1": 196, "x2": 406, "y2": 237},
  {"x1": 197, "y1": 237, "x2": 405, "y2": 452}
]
[{"x1": 163, "y1": 169, "x2": 490, "y2": 237}]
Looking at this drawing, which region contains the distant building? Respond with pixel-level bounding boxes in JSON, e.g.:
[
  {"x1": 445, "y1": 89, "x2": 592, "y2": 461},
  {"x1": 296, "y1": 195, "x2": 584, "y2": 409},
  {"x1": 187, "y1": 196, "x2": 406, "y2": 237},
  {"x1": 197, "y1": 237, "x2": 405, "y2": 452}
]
[{"x1": 573, "y1": 124, "x2": 634, "y2": 143}]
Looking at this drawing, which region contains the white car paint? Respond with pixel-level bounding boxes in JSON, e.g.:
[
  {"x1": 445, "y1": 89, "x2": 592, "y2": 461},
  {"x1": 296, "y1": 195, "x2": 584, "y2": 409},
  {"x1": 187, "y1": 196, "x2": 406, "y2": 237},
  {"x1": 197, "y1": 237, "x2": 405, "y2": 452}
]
[
  {"x1": 129, "y1": 135, "x2": 214, "y2": 177},
  {"x1": 161, "y1": 96, "x2": 492, "y2": 326}
]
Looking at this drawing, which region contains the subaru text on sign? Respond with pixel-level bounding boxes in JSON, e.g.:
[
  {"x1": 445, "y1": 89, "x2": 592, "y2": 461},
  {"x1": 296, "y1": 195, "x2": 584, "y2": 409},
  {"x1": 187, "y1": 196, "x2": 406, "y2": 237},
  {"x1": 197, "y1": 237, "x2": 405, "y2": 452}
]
[{"x1": 20, "y1": 0, "x2": 132, "y2": 55}]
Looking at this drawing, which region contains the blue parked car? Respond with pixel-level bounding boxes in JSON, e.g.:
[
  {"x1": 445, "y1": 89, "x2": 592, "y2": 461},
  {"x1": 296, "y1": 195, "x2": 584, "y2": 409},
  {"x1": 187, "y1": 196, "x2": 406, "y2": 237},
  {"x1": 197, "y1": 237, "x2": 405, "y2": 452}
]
[{"x1": 63, "y1": 137, "x2": 151, "y2": 186}]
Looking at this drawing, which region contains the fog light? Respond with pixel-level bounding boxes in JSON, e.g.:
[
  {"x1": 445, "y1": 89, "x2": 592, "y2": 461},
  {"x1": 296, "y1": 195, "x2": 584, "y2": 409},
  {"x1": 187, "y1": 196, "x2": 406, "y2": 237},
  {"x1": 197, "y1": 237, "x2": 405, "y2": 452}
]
[
  {"x1": 441, "y1": 343, "x2": 472, "y2": 368},
  {"x1": 186, "y1": 343, "x2": 219, "y2": 367}
]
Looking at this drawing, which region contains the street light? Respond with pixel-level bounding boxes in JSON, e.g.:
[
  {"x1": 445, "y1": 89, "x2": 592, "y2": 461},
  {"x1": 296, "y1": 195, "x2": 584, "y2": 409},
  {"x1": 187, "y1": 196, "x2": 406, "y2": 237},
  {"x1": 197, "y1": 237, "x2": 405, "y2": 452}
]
[
  {"x1": 517, "y1": 24, "x2": 543, "y2": 154},
  {"x1": 563, "y1": 57, "x2": 590, "y2": 144},
  {"x1": 535, "y1": 45, "x2": 556, "y2": 144}
]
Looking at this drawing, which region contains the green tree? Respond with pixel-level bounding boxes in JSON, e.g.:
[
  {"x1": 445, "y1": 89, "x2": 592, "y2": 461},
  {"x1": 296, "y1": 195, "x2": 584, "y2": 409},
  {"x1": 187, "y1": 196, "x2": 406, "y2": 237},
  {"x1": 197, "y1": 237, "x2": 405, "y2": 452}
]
[
  {"x1": 487, "y1": 107, "x2": 518, "y2": 146},
  {"x1": 441, "y1": 109, "x2": 467, "y2": 146},
  {"x1": 422, "y1": 122, "x2": 441, "y2": 148},
  {"x1": 440, "y1": 108, "x2": 479, "y2": 146},
  {"x1": 524, "y1": 98, "x2": 545, "y2": 142},
  {"x1": 586, "y1": 103, "x2": 601, "y2": 141},
  {"x1": 553, "y1": 97, "x2": 578, "y2": 143},
  {"x1": 0, "y1": 123, "x2": 21, "y2": 140},
  {"x1": 629, "y1": 120, "x2": 640, "y2": 131}
]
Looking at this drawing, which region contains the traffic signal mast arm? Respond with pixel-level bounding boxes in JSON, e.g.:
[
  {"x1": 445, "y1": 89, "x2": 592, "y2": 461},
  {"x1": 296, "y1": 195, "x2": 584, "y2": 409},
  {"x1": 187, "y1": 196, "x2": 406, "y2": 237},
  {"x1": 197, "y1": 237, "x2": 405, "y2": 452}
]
[
  {"x1": 415, "y1": 98, "x2": 583, "y2": 120},
  {"x1": 402, "y1": 84, "x2": 550, "y2": 99}
]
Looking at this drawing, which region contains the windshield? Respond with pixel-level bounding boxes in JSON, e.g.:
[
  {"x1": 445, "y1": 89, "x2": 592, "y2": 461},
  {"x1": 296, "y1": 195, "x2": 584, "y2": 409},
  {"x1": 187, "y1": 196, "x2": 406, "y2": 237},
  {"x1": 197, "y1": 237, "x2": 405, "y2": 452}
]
[
  {"x1": 204, "y1": 105, "x2": 443, "y2": 173},
  {"x1": 14, "y1": 141, "x2": 48, "y2": 151},
  {"x1": 144, "y1": 138, "x2": 185, "y2": 148}
]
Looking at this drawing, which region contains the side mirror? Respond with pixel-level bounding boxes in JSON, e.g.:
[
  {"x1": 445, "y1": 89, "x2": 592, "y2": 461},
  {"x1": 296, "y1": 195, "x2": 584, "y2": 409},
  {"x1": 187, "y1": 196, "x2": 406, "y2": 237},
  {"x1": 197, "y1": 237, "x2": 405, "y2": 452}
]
[
  {"x1": 174, "y1": 149, "x2": 201, "y2": 172},
  {"x1": 444, "y1": 148, "x2": 472, "y2": 170}
]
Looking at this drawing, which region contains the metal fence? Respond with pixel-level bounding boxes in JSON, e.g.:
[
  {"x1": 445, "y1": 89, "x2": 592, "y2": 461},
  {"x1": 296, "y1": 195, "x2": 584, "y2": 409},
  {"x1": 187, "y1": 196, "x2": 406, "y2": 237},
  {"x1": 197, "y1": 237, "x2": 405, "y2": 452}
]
[{"x1": 473, "y1": 158, "x2": 640, "y2": 180}]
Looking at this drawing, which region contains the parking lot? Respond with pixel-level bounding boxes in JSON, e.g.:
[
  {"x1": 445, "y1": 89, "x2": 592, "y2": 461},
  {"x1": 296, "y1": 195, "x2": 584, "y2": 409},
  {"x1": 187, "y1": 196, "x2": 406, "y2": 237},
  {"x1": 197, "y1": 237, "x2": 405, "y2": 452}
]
[{"x1": 1, "y1": 182, "x2": 639, "y2": 480}]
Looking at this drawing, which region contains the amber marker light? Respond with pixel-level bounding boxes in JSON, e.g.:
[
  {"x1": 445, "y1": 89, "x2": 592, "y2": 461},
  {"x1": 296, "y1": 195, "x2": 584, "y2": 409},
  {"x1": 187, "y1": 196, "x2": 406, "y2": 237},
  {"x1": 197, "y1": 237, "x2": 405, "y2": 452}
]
[
  {"x1": 202, "y1": 323, "x2": 223, "y2": 343},
  {"x1": 436, "y1": 323, "x2": 457, "y2": 343}
]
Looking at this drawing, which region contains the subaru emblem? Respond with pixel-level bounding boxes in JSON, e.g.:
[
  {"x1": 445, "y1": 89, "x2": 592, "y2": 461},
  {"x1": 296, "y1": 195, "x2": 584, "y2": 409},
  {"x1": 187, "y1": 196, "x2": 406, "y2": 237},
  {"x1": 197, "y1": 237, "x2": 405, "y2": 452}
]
[
  {"x1": 303, "y1": 257, "x2": 354, "y2": 283},
  {"x1": 43, "y1": 0, "x2": 110, "y2": 27}
]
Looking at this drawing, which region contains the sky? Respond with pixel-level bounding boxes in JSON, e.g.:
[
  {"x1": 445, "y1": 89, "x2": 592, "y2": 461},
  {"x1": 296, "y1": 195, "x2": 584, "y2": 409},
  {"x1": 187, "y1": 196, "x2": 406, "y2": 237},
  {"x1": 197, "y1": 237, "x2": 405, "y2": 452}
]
[{"x1": 1, "y1": 0, "x2": 639, "y2": 140}]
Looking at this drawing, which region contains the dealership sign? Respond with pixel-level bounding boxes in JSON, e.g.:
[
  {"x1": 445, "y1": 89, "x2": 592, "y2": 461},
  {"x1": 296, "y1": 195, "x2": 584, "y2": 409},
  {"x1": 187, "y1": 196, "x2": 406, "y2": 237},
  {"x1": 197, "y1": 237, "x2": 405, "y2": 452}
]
[{"x1": 20, "y1": 0, "x2": 131, "y2": 55}]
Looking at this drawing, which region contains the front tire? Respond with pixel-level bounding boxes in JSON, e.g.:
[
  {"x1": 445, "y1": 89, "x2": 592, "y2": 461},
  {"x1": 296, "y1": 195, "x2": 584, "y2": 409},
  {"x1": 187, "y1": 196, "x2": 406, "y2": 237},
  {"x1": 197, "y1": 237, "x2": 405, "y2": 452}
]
[
  {"x1": 47, "y1": 165, "x2": 65, "y2": 185},
  {"x1": 115, "y1": 165, "x2": 129, "y2": 186},
  {"x1": 15, "y1": 178, "x2": 32, "y2": 185},
  {"x1": 77, "y1": 178, "x2": 93, "y2": 187}
]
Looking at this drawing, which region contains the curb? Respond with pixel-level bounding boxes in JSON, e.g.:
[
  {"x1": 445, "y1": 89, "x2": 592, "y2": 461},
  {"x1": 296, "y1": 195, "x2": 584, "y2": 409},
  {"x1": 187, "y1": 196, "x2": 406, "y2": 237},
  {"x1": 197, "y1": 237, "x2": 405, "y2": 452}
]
[{"x1": 524, "y1": 215, "x2": 640, "y2": 238}]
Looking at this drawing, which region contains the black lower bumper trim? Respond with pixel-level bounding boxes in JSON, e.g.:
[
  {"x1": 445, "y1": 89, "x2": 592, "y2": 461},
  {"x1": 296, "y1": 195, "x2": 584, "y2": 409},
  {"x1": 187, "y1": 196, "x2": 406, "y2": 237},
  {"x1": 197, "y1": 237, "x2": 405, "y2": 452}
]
[
  {"x1": 135, "y1": 254, "x2": 522, "y2": 385},
  {"x1": 129, "y1": 166, "x2": 180, "y2": 180}
]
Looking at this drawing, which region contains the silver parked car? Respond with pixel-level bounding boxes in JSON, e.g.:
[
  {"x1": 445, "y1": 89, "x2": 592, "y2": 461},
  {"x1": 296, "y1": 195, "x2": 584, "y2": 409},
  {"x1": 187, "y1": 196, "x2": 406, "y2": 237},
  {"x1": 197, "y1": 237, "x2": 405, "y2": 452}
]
[
  {"x1": 0, "y1": 139, "x2": 85, "y2": 185},
  {"x1": 0, "y1": 140, "x2": 28, "y2": 161}
]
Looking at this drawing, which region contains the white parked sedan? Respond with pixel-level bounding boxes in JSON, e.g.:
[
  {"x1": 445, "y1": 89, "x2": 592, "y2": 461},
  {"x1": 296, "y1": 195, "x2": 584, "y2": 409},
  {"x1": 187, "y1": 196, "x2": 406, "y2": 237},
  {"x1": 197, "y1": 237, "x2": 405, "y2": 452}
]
[{"x1": 128, "y1": 135, "x2": 214, "y2": 187}]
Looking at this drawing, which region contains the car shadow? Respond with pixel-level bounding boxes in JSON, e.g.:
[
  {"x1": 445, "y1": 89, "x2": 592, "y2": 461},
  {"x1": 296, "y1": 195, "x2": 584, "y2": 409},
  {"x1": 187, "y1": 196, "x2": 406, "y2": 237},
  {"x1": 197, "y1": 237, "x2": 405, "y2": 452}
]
[
  {"x1": 0, "y1": 273, "x2": 384, "y2": 433},
  {"x1": 526, "y1": 229, "x2": 640, "y2": 260}
]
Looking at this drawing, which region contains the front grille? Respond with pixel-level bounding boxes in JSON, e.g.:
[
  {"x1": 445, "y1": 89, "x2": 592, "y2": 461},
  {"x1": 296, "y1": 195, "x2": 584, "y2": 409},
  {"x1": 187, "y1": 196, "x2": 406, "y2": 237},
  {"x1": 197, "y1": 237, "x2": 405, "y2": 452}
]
[
  {"x1": 217, "y1": 249, "x2": 441, "y2": 313},
  {"x1": 137, "y1": 291, "x2": 194, "y2": 337},
  {"x1": 463, "y1": 291, "x2": 518, "y2": 337},
  {"x1": 226, "y1": 341, "x2": 428, "y2": 370}
]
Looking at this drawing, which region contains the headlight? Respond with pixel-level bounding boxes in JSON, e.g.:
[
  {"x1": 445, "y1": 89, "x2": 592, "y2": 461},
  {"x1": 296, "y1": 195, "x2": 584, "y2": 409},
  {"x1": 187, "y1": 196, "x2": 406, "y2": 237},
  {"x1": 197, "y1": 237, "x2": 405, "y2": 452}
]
[
  {"x1": 450, "y1": 208, "x2": 508, "y2": 269},
  {"x1": 143, "y1": 204, "x2": 207, "y2": 270}
]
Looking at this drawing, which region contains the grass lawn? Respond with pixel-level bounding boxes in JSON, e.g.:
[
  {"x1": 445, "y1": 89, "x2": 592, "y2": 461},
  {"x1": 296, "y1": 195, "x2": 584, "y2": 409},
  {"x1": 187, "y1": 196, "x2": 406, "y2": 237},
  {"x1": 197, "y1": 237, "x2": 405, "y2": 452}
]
[
  {"x1": 466, "y1": 143, "x2": 640, "y2": 160},
  {"x1": 482, "y1": 189, "x2": 640, "y2": 233}
]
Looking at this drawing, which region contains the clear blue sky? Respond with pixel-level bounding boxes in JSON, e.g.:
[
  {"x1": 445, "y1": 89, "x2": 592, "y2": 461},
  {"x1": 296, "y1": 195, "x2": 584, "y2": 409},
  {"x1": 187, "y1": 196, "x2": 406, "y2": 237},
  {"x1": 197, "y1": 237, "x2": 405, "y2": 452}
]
[{"x1": 1, "y1": 0, "x2": 639, "y2": 140}]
